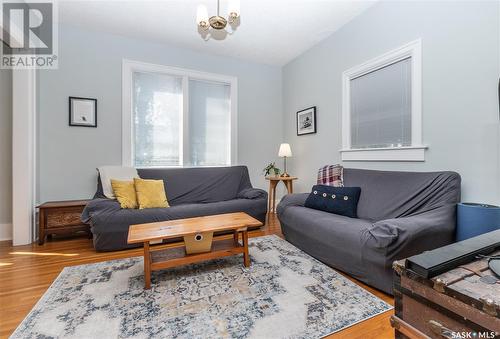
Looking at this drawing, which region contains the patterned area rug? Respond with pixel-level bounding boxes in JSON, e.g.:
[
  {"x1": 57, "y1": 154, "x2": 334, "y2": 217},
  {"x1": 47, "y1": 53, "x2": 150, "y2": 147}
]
[{"x1": 12, "y1": 235, "x2": 392, "y2": 338}]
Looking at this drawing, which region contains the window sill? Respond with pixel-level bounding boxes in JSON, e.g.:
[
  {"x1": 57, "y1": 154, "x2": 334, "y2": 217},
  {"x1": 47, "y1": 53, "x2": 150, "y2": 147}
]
[
  {"x1": 134, "y1": 165, "x2": 232, "y2": 169},
  {"x1": 340, "y1": 146, "x2": 427, "y2": 162}
]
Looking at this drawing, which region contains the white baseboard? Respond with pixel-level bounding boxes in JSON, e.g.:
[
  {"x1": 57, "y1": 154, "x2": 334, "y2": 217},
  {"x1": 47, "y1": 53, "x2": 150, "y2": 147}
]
[{"x1": 0, "y1": 223, "x2": 12, "y2": 241}]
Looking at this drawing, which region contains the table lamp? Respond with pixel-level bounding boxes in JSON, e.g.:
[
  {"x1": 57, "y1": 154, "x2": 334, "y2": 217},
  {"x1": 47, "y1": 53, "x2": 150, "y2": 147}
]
[{"x1": 278, "y1": 143, "x2": 292, "y2": 177}]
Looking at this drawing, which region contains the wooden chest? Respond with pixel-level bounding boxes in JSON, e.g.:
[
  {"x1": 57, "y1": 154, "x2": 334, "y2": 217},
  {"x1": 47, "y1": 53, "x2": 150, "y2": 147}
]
[
  {"x1": 37, "y1": 200, "x2": 91, "y2": 245},
  {"x1": 392, "y1": 251, "x2": 500, "y2": 339}
]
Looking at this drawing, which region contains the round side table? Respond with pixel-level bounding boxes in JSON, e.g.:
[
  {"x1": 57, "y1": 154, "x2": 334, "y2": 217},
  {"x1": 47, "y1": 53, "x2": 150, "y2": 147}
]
[{"x1": 265, "y1": 176, "x2": 298, "y2": 213}]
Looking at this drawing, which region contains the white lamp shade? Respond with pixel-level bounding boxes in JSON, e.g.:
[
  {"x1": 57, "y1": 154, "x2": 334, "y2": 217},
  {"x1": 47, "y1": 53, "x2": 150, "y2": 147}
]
[
  {"x1": 278, "y1": 143, "x2": 292, "y2": 157},
  {"x1": 196, "y1": 4, "x2": 209, "y2": 25},
  {"x1": 228, "y1": 0, "x2": 240, "y2": 17}
]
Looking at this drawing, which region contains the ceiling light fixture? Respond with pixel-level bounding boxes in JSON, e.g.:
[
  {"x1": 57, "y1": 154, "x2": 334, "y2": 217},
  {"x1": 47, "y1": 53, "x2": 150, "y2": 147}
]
[{"x1": 196, "y1": 0, "x2": 240, "y2": 40}]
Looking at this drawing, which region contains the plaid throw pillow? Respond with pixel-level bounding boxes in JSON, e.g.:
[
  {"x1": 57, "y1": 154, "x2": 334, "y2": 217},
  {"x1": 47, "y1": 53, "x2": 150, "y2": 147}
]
[{"x1": 317, "y1": 165, "x2": 344, "y2": 187}]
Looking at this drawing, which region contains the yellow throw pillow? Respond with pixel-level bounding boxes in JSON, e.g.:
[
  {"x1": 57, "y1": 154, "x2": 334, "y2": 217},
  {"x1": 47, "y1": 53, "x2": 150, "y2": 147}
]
[
  {"x1": 134, "y1": 178, "x2": 169, "y2": 209},
  {"x1": 111, "y1": 180, "x2": 138, "y2": 209}
]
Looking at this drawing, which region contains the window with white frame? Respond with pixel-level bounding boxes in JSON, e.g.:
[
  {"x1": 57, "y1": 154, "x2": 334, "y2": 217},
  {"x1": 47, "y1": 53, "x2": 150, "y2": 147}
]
[
  {"x1": 122, "y1": 60, "x2": 237, "y2": 167},
  {"x1": 341, "y1": 39, "x2": 426, "y2": 161}
]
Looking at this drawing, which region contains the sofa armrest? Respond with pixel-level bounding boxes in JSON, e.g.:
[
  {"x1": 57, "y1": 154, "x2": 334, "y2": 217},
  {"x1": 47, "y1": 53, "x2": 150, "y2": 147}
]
[
  {"x1": 361, "y1": 204, "x2": 457, "y2": 259},
  {"x1": 276, "y1": 193, "x2": 309, "y2": 214},
  {"x1": 237, "y1": 188, "x2": 267, "y2": 200},
  {"x1": 81, "y1": 198, "x2": 120, "y2": 224}
]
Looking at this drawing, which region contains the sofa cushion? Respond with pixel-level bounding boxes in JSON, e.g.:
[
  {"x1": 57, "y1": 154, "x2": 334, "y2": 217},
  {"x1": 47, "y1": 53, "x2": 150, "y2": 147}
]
[
  {"x1": 343, "y1": 168, "x2": 461, "y2": 222},
  {"x1": 278, "y1": 205, "x2": 372, "y2": 279},
  {"x1": 83, "y1": 198, "x2": 267, "y2": 251},
  {"x1": 136, "y1": 166, "x2": 253, "y2": 205},
  {"x1": 305, "y1": 185, "x2": 361, "y2": 218},
  {"x1": 85, "y1": 198, "x2": 266, "y2": 233}
]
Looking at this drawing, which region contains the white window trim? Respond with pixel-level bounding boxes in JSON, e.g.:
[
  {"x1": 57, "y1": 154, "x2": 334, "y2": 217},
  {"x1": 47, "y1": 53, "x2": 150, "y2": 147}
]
[
  {"x1": 341, "y1": 39, "x2": 426, "y2": 162},
  {"x1": 122, "y1": 59, "x2": 238, "y2": 167}
]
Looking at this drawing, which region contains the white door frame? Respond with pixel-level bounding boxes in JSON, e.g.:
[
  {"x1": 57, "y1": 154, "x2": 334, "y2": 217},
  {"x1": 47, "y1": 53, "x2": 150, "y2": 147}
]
[
  {"x1": 2, "y1": 11, "x2": 38, "y2": 246},
  {"x1": 12, "y1": 69, "x2": 37, "y2": 246}
]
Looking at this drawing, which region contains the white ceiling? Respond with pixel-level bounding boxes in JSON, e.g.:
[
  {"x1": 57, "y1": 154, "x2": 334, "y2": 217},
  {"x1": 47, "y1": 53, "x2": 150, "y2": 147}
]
[{"x1": 58, "y1": 0, "x2": 376, "y2": 66}]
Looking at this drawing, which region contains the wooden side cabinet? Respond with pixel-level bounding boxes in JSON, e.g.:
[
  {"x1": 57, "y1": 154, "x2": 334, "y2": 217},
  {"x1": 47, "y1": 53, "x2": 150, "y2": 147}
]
[{"x1": 37, "y1": 200, "x2": 91, "y2": 245}]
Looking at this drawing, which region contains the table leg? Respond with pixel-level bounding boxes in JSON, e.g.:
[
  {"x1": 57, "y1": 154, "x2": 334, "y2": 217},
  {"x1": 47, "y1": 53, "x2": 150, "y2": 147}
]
[
  {"x1": 272, "y1": 181, "x2": 279, "y2": 213},
  {"x1": 38, "y1": 210, "x2": 45, "y2": 245},
  {"x1": 233, "y1": 230, "x2": 239, "y2": 245},
  {"x1": 288, "y1": 180, "x2": 294, "y2": 194},
  {"x1": 144, "y1": 242, "x2": 151, "y2": 289},
  {"x1": 268, "y1": 180, "x2": 274, "y2": 213},
  {"x1": 271, "y1": 183, "x2": 275, "y2": 213},
  {"x1": 242, "y1": 230, "x2": 250, "y2": 267}
]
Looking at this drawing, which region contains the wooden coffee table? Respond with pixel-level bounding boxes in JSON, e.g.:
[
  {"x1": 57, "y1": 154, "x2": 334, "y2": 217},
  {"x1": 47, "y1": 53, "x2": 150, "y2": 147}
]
[{"x1": 127, "y1": 212, "x2": 263, "y2": 289}]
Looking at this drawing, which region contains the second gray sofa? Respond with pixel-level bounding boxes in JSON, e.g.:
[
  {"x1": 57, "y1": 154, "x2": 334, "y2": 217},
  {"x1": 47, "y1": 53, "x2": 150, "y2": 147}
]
[
  {"x1": 277, "y1": 168, "x2": 461, "y2": 294},
  {"x1": 82, "y1": 166, "x2": 267, "y2": 251}
]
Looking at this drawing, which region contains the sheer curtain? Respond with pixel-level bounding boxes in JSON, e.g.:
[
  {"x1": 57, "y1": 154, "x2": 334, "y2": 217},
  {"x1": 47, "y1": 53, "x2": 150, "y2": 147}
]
[
  {"x1": 350, "y1": 57, "x2": 412, "y2": 149},
  {"x1": 188, "y1": 79, "x2": 231, "y2": 166},
  {"x1": 133, "y1": 73, "x2": 231, "y2": 167},
  {"x1": 133, "y1": 71, "x2": 183, "y2": 167}
]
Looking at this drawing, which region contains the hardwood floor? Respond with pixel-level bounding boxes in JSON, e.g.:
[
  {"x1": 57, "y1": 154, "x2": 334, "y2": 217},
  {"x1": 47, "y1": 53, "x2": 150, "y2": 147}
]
[{"x1": 0, "y1": 213, "x2": 394, "y2": 338}]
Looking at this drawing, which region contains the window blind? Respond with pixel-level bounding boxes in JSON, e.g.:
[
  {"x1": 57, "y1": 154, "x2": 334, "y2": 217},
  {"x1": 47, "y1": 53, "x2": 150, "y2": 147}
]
[
  {"x1": 350, "y1": 57, "x2": 412, "y2": 149},
  {"x1": 188, "y1": 79, "x2": 231, "y2": 166}
]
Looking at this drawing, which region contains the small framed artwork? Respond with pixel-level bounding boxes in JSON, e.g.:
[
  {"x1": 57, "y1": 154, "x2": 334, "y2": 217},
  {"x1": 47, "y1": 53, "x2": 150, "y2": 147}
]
[
  {"x1": 69, "y1": 97, "x2": 97, "y2": 127},
  {"x1": 296, "y1": 106, "x2": 316, "y2": 136}
]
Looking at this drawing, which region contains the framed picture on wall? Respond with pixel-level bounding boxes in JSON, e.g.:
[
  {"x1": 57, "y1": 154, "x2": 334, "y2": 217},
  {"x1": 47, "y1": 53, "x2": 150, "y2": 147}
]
[
  {"x1": 296, "y1": 106, "x2": 316, "y2": 136},
  {"x1": 69, "y1": 97, "x2": 97, "y2": 127}
]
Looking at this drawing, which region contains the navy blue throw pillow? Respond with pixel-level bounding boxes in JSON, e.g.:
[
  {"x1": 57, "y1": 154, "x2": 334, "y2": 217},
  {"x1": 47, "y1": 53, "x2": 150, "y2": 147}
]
[{"x1": 304, "y1": 185, "x2": 361, "y2": 218}]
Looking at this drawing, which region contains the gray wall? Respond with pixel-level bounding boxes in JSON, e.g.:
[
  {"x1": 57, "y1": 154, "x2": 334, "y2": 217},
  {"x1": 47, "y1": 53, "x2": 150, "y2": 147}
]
[
  {"x1": 0, "y1": 70, "x2": 12, "y2": 228},
  {"x1": 38, "y1": 25, "x2": 283, "y2": 202},
  {"x1": 283, "y1": 1, "x2": 500, "y2": 204}
]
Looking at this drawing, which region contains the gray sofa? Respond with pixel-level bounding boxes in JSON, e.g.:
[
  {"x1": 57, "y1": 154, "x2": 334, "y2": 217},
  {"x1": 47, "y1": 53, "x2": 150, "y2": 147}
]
[
  {"x1": 277, "y1": 168, "x2": 461, "y2": 294},
  {"x1": 82, "y1": 166, "x2": 267, "y2": 251}
]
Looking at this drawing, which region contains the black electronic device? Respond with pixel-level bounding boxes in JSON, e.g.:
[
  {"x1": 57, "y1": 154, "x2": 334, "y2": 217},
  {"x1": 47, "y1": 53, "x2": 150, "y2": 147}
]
[{"x1": 406, "y1": 229, "x2": 500, "y2": 278}]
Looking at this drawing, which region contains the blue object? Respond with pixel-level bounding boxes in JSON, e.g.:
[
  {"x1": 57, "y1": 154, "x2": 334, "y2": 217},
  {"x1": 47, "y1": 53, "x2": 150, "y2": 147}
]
[{"x1": 456, "y1": 203, "x2": 500, "y2": 241}]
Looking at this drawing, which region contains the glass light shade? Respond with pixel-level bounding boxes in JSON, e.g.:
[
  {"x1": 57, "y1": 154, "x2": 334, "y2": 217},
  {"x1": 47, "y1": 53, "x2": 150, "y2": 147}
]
[
  {"x1": 196, "y1": 4, "x2": 209, "y2": 26},
  {"x1": 278, "y1": 143, "x2": 292, "y2": 157},
  {"x1": 228, "y1": 0, "x2": 240, "y2": 17}
]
